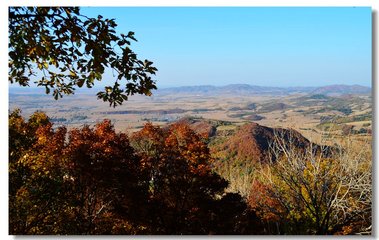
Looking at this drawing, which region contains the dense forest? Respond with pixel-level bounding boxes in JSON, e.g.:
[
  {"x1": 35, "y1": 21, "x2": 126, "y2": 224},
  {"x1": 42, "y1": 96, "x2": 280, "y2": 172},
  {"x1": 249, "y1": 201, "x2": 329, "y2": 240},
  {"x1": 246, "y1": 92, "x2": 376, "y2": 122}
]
[{"x1": 9, "y1": 110, "x2": 371, "y2": 235}]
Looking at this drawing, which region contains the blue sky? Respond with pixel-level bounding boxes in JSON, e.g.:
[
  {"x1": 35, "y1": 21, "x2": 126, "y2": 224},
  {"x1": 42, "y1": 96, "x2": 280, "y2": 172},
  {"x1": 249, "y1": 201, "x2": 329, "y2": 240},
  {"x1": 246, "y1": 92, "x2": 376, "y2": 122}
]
[{"x1": 82, "y1": 7, "x2": 371, "y2": 87}]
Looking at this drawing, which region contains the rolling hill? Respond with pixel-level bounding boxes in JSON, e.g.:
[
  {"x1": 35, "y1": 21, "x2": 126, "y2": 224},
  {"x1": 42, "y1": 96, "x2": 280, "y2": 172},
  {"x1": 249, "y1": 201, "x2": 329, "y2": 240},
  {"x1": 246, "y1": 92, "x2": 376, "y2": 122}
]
[{"x1": 154, "y1": 84, "x2": 370, "y2": 96}]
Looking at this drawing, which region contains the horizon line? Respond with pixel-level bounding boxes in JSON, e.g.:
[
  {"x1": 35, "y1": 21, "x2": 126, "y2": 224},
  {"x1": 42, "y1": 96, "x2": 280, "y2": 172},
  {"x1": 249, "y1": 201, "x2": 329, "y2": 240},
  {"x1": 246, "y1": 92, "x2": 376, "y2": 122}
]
[{"x1": 9, "y1": 82, "x2": 372, "y2": 91}]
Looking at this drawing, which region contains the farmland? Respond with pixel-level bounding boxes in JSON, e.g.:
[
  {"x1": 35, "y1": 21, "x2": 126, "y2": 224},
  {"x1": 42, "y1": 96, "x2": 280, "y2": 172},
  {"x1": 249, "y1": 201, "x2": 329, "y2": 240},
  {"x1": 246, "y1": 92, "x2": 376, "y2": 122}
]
[{"x1": 9, "y1": 84, "x2": 372, "y2": 144}]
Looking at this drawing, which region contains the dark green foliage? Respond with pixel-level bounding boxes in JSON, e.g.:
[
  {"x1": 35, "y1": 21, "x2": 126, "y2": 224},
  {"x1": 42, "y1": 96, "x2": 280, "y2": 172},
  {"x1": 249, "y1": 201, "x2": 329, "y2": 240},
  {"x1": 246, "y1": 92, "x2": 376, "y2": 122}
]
[
  {"x1": 257, "y1": 102, "x2": 289, "y2": 113},
  {"x1": 317, "y1": 112, "x2": 372, "y2": 134},
  {"x1": 336, "y1": 107, "x2": 352, "y2": 115},
  {"x1": 9, "y1": 7, "x2": 157, "y2": 107},
  {"x1": 245, "y1": 103, "x2": 257, "y2": 110},
  {"x1": 334, "y1": 112, "x2": 371, "y2": 124},
  {"x1": 308, "y1": 94, "x2": 329, "y2": 99}
]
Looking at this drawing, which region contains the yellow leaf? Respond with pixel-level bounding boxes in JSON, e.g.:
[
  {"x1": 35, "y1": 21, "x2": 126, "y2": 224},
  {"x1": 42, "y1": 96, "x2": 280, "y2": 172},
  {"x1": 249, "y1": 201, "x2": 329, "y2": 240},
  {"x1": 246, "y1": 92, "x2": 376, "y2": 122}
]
[{"x1": 70, "y1": 70, "x2": 77, "y2": 77}]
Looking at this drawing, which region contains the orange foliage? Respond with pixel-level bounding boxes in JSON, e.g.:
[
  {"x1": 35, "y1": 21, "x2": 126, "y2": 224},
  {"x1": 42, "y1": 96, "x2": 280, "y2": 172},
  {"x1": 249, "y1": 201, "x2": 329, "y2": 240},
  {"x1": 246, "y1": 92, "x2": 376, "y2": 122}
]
[
  {"x1": 248, "y1": 181, "x2": 285, "y2": 222},
  {"x1": 9, "y1": 110, "x2": 262, "y2": 234}
]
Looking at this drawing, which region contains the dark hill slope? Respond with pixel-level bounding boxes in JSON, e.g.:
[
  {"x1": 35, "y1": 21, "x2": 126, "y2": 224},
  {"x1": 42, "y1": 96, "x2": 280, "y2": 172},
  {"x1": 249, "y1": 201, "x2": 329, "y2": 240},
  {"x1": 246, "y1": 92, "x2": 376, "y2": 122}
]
[
  {"x1": 175, "y1": 117, "x2": 218, "y2": 138},
  {"x1": 211, "y1": 122, "x2": 321, "y2": 164}
]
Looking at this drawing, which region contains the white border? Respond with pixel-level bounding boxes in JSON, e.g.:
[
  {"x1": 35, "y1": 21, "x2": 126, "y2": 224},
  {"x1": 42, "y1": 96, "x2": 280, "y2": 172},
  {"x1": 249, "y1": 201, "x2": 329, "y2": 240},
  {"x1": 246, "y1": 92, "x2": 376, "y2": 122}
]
[{"x1": 2, "y1": 1, "x2": 378, "y2": 239}]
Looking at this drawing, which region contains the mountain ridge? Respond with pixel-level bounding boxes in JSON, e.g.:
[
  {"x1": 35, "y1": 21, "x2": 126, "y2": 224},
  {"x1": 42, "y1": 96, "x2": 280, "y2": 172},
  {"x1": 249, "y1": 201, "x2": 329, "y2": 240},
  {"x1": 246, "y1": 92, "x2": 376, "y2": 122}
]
[
  {"x1": 154, "y1": 84, "x2": 371, "y2": 96},
  {"x1": 9, "y1": 84, "x2": 371, "y2": 96}
]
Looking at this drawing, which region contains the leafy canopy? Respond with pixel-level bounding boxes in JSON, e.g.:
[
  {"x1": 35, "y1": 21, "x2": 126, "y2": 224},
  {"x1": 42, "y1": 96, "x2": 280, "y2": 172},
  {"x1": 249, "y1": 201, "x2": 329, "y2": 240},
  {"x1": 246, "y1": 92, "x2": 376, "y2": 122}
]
[
  {"x1": 9, "y1": 7, "x2": 158, "y2": 107},
  {"x1": 9, "y1": 110, "x2": 262, "y2": 234}
]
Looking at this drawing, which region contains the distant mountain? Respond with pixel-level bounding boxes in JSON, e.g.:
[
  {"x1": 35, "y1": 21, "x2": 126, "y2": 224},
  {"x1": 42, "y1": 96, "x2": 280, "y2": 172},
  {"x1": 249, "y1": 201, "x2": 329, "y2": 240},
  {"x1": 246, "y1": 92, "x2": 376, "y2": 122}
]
[
  {"x1": 158, "y1": 85, "x2": 217, "y2": 93},
  {"x1": 155, "y1": 84, "x2": 302, "y2": 96},
  {"x1": 219, "y1": 84, "x2": 284, "y2": 94},
  {"x1": 155, "y1": 84, "x2": 370, "y2": 96},
  {"x1": 10, "y1": 83, "x2": 371, "y2": 97},
  {"x1": 310, "y1": 84, "x2": 371, "y2": 95}
]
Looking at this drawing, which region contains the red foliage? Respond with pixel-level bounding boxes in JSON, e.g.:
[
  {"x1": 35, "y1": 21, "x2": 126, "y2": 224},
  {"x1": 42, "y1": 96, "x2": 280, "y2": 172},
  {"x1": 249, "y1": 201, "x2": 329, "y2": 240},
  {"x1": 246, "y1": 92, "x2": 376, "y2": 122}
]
[
  {"x1": 9, "y1": 111, "x2": 262, "y2": 234},
  {"x1": 248, "y1": 181, "x2": 285, "y2": 222},
  {"x1": 212, "y1": 122, "x2": 310, "y2": 164}
]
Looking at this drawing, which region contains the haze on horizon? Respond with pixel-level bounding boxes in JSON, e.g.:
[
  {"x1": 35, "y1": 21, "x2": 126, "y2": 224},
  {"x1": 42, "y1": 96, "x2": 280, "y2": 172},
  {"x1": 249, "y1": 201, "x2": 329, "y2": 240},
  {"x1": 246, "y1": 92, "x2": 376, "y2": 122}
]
[
  {"x1": 75, "y1": 7, "x2": 371, "y2": 89},
  {"x1": 8, "y1": 7, "x2": 372, "y2": 92}
]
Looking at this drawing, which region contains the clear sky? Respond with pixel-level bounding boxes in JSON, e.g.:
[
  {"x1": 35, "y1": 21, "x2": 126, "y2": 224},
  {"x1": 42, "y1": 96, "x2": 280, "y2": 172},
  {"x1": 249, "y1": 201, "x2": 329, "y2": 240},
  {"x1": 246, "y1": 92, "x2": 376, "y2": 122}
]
[{"x1": 81, "y1": 7, "x2": 371, "y2": 87}]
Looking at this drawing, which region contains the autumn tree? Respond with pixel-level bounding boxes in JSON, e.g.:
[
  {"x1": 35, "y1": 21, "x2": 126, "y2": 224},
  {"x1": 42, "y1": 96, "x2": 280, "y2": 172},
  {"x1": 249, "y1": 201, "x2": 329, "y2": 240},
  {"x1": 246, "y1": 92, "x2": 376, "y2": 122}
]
[
  {"x1": 9, "y1": 111, "x2": 150, "y2": 234},
  {"x1": 248, "y1": 130, "x2": 372, "y2": 235},
  {"x1": 131, "y1": 122, "x2": 262, "y2": 234},
  {"x1": 62, "y1": 120, "x2": 150, "y2": 234},
  {"x1": 10, "y1": 111, "x2": 263, "y2": 234},
  {"x1": 9, "y1": 109, "x2": 52, "y2": 201},
  {"x1": 9, "y1": 110, "x2": 69, "y2": 234},
  {"x1": 9, "y1": 7, "x2": 157, "y2": 107}
]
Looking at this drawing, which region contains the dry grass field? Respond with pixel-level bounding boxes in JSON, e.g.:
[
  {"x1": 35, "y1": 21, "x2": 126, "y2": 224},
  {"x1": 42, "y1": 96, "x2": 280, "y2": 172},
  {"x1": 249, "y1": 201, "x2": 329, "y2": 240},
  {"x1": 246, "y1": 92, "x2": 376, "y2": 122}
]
[{"x1": 9, "y1": 87, "x2": 371, "y2": 145}]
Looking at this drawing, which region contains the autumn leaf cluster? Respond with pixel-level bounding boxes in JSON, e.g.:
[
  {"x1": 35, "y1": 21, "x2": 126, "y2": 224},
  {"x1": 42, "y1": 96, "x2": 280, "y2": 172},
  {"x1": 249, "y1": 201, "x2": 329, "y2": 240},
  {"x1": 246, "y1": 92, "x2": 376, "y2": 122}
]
[
  {"x1": 9, "y1": 110, "x2": 262, "y2": 235},
  {"x1": 9, "y1": 110, "x2": 371, "y2": 235}
]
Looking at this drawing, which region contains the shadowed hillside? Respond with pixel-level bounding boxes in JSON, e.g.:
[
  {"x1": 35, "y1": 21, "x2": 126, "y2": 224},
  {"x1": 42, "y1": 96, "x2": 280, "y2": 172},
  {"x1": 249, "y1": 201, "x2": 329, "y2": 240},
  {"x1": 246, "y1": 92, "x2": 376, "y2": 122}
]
[{"x1": 211, "y1": 122, "x2": 312, "y2": 164}]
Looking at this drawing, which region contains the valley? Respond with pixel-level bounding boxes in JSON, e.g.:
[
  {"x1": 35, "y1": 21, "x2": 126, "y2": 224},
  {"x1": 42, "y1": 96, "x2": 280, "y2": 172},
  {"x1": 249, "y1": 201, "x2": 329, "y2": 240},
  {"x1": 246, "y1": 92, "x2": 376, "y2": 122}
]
[
  {"x1": 9, "y1": 84, "x2": 372, "y2": 145},
  {"x1": 9, "y1": 83, "x2": 372, "y2": 234}
]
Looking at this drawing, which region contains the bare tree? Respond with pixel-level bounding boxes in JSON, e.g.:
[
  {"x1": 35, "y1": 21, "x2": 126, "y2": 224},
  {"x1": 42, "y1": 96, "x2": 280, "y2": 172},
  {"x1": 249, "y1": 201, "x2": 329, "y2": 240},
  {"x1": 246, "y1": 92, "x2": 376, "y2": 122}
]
[
  {"x1": 214, "y1": 160, "x2": 256, "y2": 198},
  {"x1": 249, "y1": 130, "x2": 371, "y2": 235}
]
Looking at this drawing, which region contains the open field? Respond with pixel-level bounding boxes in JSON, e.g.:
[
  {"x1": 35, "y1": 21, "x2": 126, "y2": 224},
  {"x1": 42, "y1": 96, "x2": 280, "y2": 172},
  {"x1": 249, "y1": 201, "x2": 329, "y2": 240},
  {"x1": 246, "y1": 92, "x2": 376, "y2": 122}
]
[{"x1": 9, "y1": 86, "x2": 372, "y2": 145}]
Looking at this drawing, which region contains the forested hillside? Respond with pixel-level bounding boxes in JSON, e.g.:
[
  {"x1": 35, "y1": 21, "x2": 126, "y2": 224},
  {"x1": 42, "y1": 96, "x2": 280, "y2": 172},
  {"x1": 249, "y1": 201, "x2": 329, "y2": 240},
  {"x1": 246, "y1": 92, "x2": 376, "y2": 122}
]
[{"x1": 9, "y1": 110, "x2": 371, "y2": 235}]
